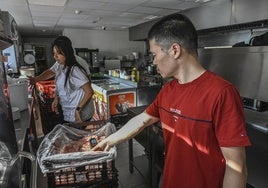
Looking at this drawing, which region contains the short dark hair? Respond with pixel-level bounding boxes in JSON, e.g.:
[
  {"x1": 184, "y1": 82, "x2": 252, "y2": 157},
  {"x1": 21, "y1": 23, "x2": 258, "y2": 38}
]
[{"x1": 148, "y1": 13, "x2": 198, "y2": 55}]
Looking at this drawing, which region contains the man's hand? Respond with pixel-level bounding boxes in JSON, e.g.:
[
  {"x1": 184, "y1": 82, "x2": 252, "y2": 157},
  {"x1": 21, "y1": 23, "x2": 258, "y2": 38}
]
[{"x1": 91, "y1": 138, "x2": 112, "y2": 152}]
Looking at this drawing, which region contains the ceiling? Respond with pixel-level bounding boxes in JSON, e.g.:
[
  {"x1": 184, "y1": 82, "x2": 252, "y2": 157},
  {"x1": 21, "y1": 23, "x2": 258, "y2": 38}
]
[{"x1": 0, "y1": 0, "x2": 215, "y2": 37}]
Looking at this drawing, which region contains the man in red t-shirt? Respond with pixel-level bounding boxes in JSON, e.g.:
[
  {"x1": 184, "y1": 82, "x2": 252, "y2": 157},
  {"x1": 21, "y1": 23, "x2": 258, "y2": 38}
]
[{"x1": 93, "y1": 13, "x2": 251, "y2": 188}]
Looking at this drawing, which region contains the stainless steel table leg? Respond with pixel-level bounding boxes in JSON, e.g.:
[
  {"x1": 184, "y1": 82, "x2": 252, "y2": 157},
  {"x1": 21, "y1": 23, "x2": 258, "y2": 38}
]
[
  {"x1": 9, "y1": 151, "x2": 36, "y2": 188},
  {"x1": 128, "y1": 138, "x2": 134, "y2": 173}
]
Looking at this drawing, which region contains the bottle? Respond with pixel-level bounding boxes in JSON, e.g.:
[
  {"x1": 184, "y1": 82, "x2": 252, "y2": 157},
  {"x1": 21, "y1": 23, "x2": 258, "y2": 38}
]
[
  {"x1": 136, "y1": 69, "x2": 139, "y2": 82},
  {"x1": 131, "y1": 68, "x2": 137, "y2": 82}
]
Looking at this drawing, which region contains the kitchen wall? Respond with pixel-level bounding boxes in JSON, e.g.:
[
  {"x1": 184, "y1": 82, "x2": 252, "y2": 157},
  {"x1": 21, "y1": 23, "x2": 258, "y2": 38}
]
[{"x1": 63, "y1": 28, "x2": 145, "y2": 61}]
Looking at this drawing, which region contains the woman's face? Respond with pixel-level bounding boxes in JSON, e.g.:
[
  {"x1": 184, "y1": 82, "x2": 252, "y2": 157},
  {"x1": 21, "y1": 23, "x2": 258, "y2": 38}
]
[{"x1": 53, "y1": 46, "x2": 66, "y2": 65}]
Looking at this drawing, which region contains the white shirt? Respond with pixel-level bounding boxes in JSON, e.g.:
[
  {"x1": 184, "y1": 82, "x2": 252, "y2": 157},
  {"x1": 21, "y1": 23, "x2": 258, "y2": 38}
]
[{"x1": 50, "y1": 62, "x2": 93, "y2": 122}]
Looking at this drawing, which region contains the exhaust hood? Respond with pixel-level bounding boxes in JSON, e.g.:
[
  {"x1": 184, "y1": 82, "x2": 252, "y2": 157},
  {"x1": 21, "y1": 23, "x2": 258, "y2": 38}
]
[{"x1": 129, "y1": 0, "x2": 268, "y2": 41}]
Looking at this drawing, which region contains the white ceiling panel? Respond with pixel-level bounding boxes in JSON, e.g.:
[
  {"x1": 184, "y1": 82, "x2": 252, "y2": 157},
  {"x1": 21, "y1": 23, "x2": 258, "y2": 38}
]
[
  {"x1": 33, "y1": 16, "x2": 58, "y2": 22},
  {"x1": 30, "y1": 12, "x2": 61, "y2": 18},
  {"x1": 0, "y1": 0, "x2": 217, "y2": 36},
  {"x1": 33, "y1": 22, "x2": 56, "y2": 27},
  {"x1": 28, "y1": 0, "x2": 67, "y2": 7},
  {"x1": 98, "y1": 0, "x2": 147, "y2": 5},
  {"x1": 119, "y1": 12, "x2": 147, "y2": 19},
  {"x1": 141, "y1": 0, "x2": 184, "y2": 10},
  {"x1": 175, "y1": 1, "x2": 202, "y2": 10},
  {"x1": 0, "y1": 0, "x2": 27, "y2": 6},
  {"x1": 98, "y1": 3, "x2": 134, "y2": 12},
  {"x1": 29, "y1": 5, "x2": 65, "y2": 13},
  {"x1": 60, "y1": 13, "x2": 89, "y2": 20},
  {"x1": 129, "y1": 6, "x2": 163, "y2": 14},
  {"x1": 66, "y1": 0, "x2": 105, "y2": 10},
  {"x1": 155, "y1": 9, "x2": 180, "y2": 16},
  {"x1": 86, "y1": 10, "x2": 120, "y2": 17}
]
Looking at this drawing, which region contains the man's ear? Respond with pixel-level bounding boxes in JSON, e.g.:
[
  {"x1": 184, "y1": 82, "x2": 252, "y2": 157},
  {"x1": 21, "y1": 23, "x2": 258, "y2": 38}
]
[{"x1": 170, "y1": 43, "x2": 181, "y2": 59}]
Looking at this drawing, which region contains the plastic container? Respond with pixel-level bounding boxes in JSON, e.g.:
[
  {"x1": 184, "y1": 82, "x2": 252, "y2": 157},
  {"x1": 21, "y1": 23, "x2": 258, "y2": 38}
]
[
  {"x1": 8, "y1": 82, "x2": 28, "y2": 111},
  {"x1": 47, "y1": 160, "x2": 118, "y2": 187},
  {"x1": 37, "y1": 123, "x2": 118, "y2": 187}
]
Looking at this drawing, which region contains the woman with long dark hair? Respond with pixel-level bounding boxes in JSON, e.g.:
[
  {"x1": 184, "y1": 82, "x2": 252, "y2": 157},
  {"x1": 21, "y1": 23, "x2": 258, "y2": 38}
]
[{"x1": 29, "y1": 36, "x2": 94, "y2": 123}]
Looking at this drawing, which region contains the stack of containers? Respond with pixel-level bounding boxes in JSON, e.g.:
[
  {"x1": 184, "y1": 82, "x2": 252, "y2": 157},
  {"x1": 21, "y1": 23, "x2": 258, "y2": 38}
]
[
  {"x1": 37, "y1": 122, "x2": 118, "y2": 188},
  {"x1": 35, "y1": 80, "x2": 63, "y2": 134}
]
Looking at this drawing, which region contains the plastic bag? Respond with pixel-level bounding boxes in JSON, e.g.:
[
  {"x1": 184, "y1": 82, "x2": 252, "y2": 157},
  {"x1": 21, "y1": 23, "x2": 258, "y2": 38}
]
[
  {"x1": 37, "y1": 122, "x2": 117, "y2": 173},
  {"x1": 0, "y1": 142, "x2": 12, "y2": 186}
]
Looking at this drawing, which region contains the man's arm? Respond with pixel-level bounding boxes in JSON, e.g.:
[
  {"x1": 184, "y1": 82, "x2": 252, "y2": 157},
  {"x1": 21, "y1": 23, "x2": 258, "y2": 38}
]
[
  {"x1": 92, "y1": 112, "x2": 159, "y2": 151},
  {"x1": 28, "y1": 69, "x2": 55, "y2": 85},
  {"x1": 221, "y1": 146, "x2": 248, "y2": 188}
]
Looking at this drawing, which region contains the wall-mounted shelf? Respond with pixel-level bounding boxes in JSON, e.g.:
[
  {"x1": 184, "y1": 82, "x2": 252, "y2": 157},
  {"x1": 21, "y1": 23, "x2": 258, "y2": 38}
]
[{"x1": 0, "y1": 35, "x2": 13, "y2": 50}]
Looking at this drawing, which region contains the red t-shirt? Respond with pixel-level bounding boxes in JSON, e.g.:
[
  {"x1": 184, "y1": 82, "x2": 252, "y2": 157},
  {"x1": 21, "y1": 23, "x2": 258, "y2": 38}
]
[{"x1": 146, "y1": 71, "x2": 251, "y2": 188}]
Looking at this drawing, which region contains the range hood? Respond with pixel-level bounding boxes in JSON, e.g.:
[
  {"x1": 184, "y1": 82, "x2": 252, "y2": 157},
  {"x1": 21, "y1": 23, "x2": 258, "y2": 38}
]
[
  {"x1": 184, "y1": 0, "x2": 268, "y2": 31},
  {"x1": 129, "y1": 0, "x2": 268, "y2": 41}
]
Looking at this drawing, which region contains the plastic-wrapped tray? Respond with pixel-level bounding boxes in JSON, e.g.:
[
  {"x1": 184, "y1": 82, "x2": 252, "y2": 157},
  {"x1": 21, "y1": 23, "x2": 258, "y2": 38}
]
[{"x1": 37, "y1": 122, "x2": 117, "y2": 174}]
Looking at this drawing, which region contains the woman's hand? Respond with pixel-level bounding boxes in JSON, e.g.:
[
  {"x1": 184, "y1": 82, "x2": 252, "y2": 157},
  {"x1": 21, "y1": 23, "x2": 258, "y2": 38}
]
[
  {"x1": 28, "y1": 76, "x2": 37, "y2": 85},
  {"x1": 75, "y1": 109, "x2": 83, "y2": 123},
  {"x1": 52, "y1": 96, "x2": 59, "y2": 114}
]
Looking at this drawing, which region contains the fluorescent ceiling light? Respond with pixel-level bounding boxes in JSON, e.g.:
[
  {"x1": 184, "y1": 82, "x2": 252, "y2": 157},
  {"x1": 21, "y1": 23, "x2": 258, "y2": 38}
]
[
  {"x1": 74, "y1": 10, "x2": 81, "y2": 14},
  {"x1": 144, "y1": 15, "x2": 158, "y2": 20},
  {"x1": 195, "y1": 0, "x2": 212, "y2": 2},
  {"x1": 28, "y1": 0, "x2": 67, "y2": 6}
]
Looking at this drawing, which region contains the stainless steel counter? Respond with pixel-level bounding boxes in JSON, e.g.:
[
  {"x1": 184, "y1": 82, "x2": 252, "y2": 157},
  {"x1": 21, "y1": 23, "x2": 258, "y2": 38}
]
[
  {"x1": 127, "y1": 106, "x2": 164, "y2": 187},
  {"x1": 243, "y1": 109, "x2": 268, "y2": 188},
  {"x1": 245, "y1": 108, "x2": 268, "y2": 134}
]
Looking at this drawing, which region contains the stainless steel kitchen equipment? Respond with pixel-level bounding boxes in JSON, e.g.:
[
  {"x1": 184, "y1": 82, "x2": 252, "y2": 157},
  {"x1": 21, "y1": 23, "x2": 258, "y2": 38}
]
[
  {"x1": 75, "y1": 48, "x2": 100, "y2": 73},
  {"x1": 127, "y1": 106, "x2": 164, "y2": 188},
  {"x1": 244, "y1": 109, "x2": 268, "y2": 188},
  {"x1": 104, "y1": 59, "x2": 121, "y2": 71},
  {"x1": 199, "y1": 46, "x2": 268, "y2": 103},
  {"x1": 0, "y1": 37, "x2": 18, "y2": 157},
  {"x1": 91, "y1": 77, "x2": 137, "y2": 126},
  {"x1": 91, "y1": 74, "x2": 162, "y2": 127},
  {"x1": 242, "y1": 97, "x2": 268, "y2": 112},
  {"x1": 199, "y1": 46, "x2": 268, "y2": 188},
  {"x1": 1, "y1": 36, "x2": 37, "y2": 188}
]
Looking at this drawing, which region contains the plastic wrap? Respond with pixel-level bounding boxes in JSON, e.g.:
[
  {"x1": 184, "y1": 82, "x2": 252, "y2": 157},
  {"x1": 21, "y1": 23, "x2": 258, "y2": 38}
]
[
  {"x1": 37, "y1": 122, "x2": 117, "y2": 173},
  {"x1": 0, "y1": 142, "x2": 12, "y2": 186}
]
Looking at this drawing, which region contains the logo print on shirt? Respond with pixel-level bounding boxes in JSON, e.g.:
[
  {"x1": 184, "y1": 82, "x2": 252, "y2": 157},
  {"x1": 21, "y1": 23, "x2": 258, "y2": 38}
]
[
  {"x1": 170, "y1": 108, "x2": 181, "y2": 115},
  {"x1": 170, "y1": 108, "x2": 181, "y2": 122}
]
